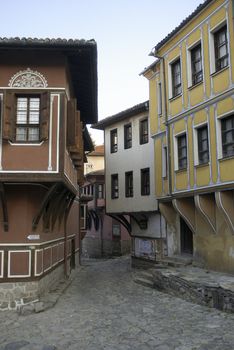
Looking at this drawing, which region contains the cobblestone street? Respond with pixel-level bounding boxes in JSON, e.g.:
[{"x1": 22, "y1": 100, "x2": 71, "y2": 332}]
[{"x1": 1, "y1": 256, "x2": 234, "y2": 350}]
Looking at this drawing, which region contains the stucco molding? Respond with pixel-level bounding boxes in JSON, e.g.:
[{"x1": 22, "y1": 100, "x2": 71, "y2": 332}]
[
  {"x1": 8, "y1": 68, "x2": 48, "y2": 88},
  {"x1": 215, "y1": 191, "x2": 234, "y2": 234},
  {"x1": 172, "y1": 198, "x2": 196, "y2": 234},
  {"x1": 194, "y1": 194, "x2": 216, "y2": 233}
]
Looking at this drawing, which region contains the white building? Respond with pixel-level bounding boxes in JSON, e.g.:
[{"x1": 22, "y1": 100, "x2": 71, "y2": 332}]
[{"x1": 93, "y1": 101, "x2": 167, "y2": 266}]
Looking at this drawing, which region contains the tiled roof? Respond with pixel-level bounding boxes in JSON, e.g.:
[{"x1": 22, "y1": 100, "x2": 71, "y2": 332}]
[
  {"x1": 0, "y1": 37, "x2": 96, "y2": 48},
  {"x1": 88, "y1": 145, "x2": 104, "y2": 156},
  {"x1": 92, "y1": 100, "x2": 149, "y2": 130},
  {"x1": 153, "y1": 0, "x2": 214, "y2": 54}
]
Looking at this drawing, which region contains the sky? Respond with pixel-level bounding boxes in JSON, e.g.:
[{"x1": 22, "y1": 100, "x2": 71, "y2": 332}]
[{"x1": 1, "y1": 0, "x2": 203, "y2": 144}]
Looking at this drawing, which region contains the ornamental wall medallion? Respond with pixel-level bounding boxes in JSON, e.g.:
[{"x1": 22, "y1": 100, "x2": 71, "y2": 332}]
[{"x1": 8, "y1": 68, "x2": 48, "y2": 88}]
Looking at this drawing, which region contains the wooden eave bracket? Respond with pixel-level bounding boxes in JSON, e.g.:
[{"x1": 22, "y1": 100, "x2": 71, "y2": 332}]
[
  {"x1": 130, "y1": 213, "x2": 148, "y2": 230},
  {"x1": 0, "y1": 183, "x2": 8, "y2": 232},
  {"x1": 32, "y1": 183, "x2": 59, "y2": 231},
  {"x1": 107, "y1": 213, "x2": 132, "y2": 236}
]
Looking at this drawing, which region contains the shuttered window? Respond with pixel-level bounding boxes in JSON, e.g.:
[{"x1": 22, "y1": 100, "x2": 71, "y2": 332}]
[{"x1": 3, "y1": 91, "x2": 50, "y2": 143}]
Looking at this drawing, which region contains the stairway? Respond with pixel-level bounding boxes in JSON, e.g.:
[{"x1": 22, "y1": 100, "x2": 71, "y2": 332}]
[{"x1": 133, "y1": 255, "x2": 193, "y2": 289}]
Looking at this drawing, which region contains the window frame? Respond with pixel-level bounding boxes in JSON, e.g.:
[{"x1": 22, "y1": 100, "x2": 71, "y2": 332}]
[
  {"x1": 190, "y1": 43, "x2": 203, "y2": 86},
  {"x1": 141, "y1": 168, "x2": 150, "y2": 196},
  {"x1": 221, "y1": 114, "x2": 234, "y2": 159},
  {"x1": 110, "y1": 128, "x2": 118, "y2": 153},
  {"x1": 97, "y1": 183, "x2": 104, "y2": 199},
  {"x1": 171, "y1": 59, "x2": 182, "y2": 98},
  {"x1": 139, "y1": 118, "x2": 149, "y2": 145},
  {"x1": 197, "y1": 125, "x2": 209, "y2": 165},
  {"x1": 3, "y1": 90, "x2": 50, "y2": 144},
  {"x1": 214, "y1": 24, "x2": 229, "y2": 72},
  {"x1": 124, "y1": 123, "x2": 132, "y2": 149},
  {"x1": 111, "y1": 174, "x2": 119, "y2": 199},
  {"x1": 125, "y1": 171, "x2": 133, "y2": 198},
  {"x1": 177, "y1": 133, "x2": 187, "y2": 170},
  {"x1": 15, "y1": 95, "x2": 41, "y2": 143}
]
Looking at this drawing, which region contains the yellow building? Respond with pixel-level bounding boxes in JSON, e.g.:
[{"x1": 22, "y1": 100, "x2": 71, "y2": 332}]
[{"x1": 143, "y1": 0, "x2": 234, "y2": 273}]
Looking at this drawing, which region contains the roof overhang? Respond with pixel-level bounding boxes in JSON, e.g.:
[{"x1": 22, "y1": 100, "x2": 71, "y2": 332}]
[
  {"x1": 0, "y1": 37, "x2": 98, "y2": 124},
  {"x1": 92, "y1": 100, "x2": 149, "y2": 130}
]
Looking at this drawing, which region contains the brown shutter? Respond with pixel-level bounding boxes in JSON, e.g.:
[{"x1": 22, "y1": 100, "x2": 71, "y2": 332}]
[
  {"x1": 67, "y1": 99, "x2": 76, "y2": 147},
  {"x1": 40, "y1": 91, "x2": 50, "y2": 141},
  {"x1": 2, "y1": 92, "x2": 15, "y2": 141}
]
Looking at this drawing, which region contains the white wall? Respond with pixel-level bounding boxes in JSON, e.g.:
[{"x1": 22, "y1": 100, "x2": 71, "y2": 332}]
[{"x1": 105, "y1": 111, "x2": 157, "y2": 213}]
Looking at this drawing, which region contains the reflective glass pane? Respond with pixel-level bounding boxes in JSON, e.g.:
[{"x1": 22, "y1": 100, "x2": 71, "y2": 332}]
[
  {"x1": 17, "y1": 98, "x2": 27, "y2": 123},
  {"x1": 28, "y1": 127, "x2": 39, "y2": 141},
  {"x1": 16, "y1": 127, "x2": 27, "y2": 141}
]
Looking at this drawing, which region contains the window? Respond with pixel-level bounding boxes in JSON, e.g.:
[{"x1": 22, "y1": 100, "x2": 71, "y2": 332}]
[
  {"x1": 191, "y1": 44, "x2": 203, "y2": 85},
  {"x1": 110, "y1": 129, "x2": 118, "y2": 153},
  {"x1": 158, "y1": 82, "x2": 162, "y2": 116},
  {"x1": 162, "y1": 146, "x2": 168, "y2": 178},
  {"x1": 197, "y1": 125, "x2": 209, "y2": 164},
  {"x1": 3, "y1": 91, "x2": 49, "y2": 143},
  {"x1": 221, "y1": 115, "x2": 234, "y2": 158},
  {"x1": 124, "y1": 123, "x2": 132, "y2": 149},
  {"x1": 141, "y1": 168, "x2": 150, "y2": 196},
  {"x1": 111, "y1": 174, "x2": 119, "y2": 199},
  {"x1": 97, "y1": 184, "x2": 104, "y2": 199},
  {"x1": 140, "y1": 118, "x2": 148, "y2": 144},
  {"x1": 125, "y1": 171, "x2": 133, "y2": 197},
  {"x1": 171, "y1": 59, "x2": 182, "y2": 97},
  {"x1": 214, "y1": 25, "x2": 228, "y2": 72},
  {"x1": 16, "y1": 96, "x2": 40, "y2": 142},
  {"x1": 177, "y1": 134, "x2": 187, "y2": 170}
]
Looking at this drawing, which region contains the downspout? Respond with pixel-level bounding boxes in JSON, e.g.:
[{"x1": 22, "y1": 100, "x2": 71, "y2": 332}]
[{"x1": 152, "y1": 52, "x2": 172, "y2": 196}]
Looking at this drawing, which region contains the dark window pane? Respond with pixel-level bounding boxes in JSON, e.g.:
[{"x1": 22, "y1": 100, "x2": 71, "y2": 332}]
[
  {"x1": 140, "y1": 119, "x2": 148, "y2": 144},
  {"x1": 110, "y1": 129, "x2": 118, "y2": 153},
  {"x1": 214, "y1": 25, "x2": 228, "y2": 72},
  {"x1": 177, "y1": 134, "x2": 187, "y2": 169},
  {"x1": 111, "y1": 174, "x2": 119, "y2": 199},
  {"x1": 222, "y1": 115, "x2": 234, "y2": 158},
  {"x1": 125, "y1": 171, "x2": 133, "y2": 197},
  {"x1": 171, "y1": 59, "x2": 182, "y2": 97},
  {"x1": 191, "y1": 44, "x2": 203, "y2": 85},
  {"x1": 141, "y1": 168, "x2": 150, "y2": 195},
  {"x1": 197, "y1": 125, "x2": 209, "y2": 164}
]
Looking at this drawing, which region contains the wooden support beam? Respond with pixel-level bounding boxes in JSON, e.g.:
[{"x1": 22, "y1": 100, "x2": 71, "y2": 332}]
[{"x1": 0, "y1": 183, "x2": 8, "y2": 232}]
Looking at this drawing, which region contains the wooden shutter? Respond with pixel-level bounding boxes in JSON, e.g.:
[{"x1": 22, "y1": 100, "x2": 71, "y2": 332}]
[
  {"x1": 2, "y1": 92, "x2": 15, "y2": 141},
  {"x1": 40, "y1": 91, "x2": 50, "y2": 141},
  {"x1": 67, "y1": 99, "x2": 76, "y2": 147}
]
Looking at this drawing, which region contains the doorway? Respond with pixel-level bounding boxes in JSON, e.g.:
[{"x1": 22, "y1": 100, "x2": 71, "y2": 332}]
[{"x1": 180, "y1": 218, "x2": 193, "y2": 255}]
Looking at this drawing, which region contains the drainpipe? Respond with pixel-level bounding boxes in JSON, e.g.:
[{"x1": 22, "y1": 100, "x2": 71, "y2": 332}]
[{"x1": 151, "y1": 51, "x2": 172, "y2": 196}]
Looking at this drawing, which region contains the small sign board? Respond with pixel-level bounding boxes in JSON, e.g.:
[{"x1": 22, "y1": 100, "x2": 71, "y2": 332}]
[{"x1": 27, "y1": 234, "x2": 40, "y2": 240}]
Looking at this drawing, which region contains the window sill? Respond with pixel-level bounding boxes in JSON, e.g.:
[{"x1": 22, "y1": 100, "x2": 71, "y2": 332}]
[
  {"x1": 218, "y1": 155, "x2": 234, "y2": 162},
  {"x1": 188, "y1": 80, "x2": 203, "y2": 91},
  {"x1": 175, "y1": 167, "x2": 187, "y2": 174},
  {"x1": 169, "y1": 93, "x2": 182, "y2": 102},
  {"x1": 9, "y1": 141, "x2": 43, "y2": 146},
  {"x1": 194, "y1": 162, "x2": 210, "y2": 168},
  {"x1": 210, "y1": 65, "x2": 229, "y2": 78}
]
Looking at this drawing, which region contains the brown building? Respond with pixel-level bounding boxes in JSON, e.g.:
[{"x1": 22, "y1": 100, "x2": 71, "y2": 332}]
[
  {"x1": 0, "y1": 37, "x2": 97, "y2": 310},
  {"x1": 81, "y1": 145, "x2": 131, "y2": 257}
]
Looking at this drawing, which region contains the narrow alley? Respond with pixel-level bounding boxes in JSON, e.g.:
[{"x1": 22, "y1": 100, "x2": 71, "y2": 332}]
[{"x1": 1, "y1": 256, "x2": 234, "y2": 350}]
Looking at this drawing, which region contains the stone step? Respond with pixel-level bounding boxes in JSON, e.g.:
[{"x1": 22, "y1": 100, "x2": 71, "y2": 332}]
[
  {"x1": 134, "y1": 277, "x2": 155, "y2": 289},
  {"x1": 157, "y1": 256, "x2": 192, "y2": 268}
]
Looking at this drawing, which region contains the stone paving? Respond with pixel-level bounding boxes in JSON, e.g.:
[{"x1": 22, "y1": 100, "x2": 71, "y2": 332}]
[{"x1": 1, "y1": 256, "x2": 234, "y2": 350}]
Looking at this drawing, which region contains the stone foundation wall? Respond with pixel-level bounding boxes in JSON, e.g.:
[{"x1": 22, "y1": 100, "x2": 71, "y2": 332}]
[
  {"x1": 153, "y1": 269, "x2": 234, "y2": 313},
  {"x1": 0, "y1": 263, "x2": 66, "y2": 311}
]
